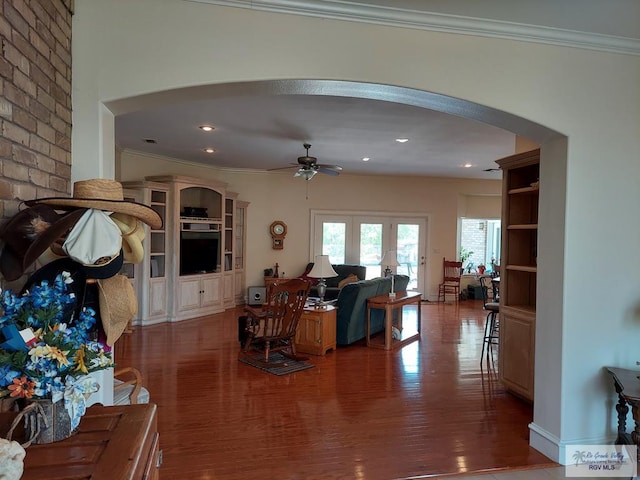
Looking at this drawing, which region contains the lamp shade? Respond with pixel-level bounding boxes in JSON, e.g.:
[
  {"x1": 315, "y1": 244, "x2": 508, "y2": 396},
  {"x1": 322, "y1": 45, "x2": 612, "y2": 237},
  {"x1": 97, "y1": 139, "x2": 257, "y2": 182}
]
[
  {"x1": 380, "y1": 250, "x2": 400, "y2": 267},
  {"x1": 308, "y1": 255, "x2": 338, "y2": 278}
]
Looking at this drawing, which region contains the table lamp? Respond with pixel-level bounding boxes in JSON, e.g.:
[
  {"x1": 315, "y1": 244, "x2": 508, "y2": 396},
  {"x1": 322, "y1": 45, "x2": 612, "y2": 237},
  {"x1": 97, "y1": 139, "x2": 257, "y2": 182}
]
[
  {"x1": 380, "y1": 250, "x2": 400, "y2": 298},
  {"x1": 308, "y1": 255, "x2": 338, "y2": 306}
]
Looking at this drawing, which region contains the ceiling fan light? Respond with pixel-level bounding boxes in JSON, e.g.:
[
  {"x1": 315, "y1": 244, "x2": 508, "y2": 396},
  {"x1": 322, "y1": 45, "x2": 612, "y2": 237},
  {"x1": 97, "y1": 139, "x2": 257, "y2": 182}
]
[{"x1": 295, "y1": 169, "x2": 317, "y2": 180}]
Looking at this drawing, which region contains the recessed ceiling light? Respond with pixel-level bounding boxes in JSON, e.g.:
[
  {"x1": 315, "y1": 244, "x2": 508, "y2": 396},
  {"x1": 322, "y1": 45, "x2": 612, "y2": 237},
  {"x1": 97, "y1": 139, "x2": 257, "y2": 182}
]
[
  {"x1": 362, "y1": 157, "x2": 370, "y2": 162},
  {"x1": 199, "y1": 125, "x2": 215, "y2": 132},
  {"x1": 204, "y1": 148, "x2": 215, "y2": 154},
  {"x1": 463, "y1": 163, "x2": 473, "y2": 168},
  {"x1": 395, "y1": 138, "x2": 409, "y2": 143}
]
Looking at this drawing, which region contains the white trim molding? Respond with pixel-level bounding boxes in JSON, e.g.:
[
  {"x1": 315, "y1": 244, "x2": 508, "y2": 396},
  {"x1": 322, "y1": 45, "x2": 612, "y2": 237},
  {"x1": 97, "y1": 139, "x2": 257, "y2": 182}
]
[{"x1": 187, "y1": 0, "x2": 640, "y2": 56}]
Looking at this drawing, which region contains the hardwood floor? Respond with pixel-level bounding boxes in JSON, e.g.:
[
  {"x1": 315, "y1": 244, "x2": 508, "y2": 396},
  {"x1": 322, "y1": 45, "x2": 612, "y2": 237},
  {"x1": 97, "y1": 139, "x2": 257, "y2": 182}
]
[{"x1": 114, "y1": 299, "x2": 555, "y2": 480}]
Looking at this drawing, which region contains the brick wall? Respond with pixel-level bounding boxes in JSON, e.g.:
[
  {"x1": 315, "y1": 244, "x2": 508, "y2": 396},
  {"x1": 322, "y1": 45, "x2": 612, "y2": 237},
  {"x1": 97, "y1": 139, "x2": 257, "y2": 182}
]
[
  {"x1": 461, "y1": 219, "x2": 487, "y2": 270},
  {"x1": 0, "y1": 0, "x2": 73, "y2": 222}
]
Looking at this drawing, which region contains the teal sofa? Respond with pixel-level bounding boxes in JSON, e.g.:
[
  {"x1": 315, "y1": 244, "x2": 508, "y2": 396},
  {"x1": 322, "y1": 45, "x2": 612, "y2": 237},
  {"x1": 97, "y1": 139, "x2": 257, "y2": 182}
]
[{"x1": 335, "y1": 275, "x2": 410, "y2": 345}]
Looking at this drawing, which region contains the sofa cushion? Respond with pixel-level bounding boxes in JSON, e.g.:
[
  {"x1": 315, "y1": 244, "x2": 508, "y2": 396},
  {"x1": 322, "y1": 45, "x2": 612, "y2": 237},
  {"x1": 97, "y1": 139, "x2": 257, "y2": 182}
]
[
  {"x1": 303, "y1": 263, "x2": 366, "y2": 296},
  {"x1": 338, "y1": 273, "x2": 359, "y2": 289}
]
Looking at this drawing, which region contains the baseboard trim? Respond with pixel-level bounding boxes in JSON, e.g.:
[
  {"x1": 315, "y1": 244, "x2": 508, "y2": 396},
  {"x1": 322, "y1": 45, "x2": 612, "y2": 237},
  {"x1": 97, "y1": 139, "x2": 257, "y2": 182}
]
[
  {"x1": 530, "y1": 422, "x2": 618, "y2": 465},
  {"x1": 529, "y1": 422, "x2": 561, "y2": 463}
]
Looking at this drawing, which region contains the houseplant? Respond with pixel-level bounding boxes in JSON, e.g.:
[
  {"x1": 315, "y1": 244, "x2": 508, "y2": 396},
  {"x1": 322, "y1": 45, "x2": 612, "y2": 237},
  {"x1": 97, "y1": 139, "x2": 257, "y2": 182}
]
[
  {"x1": 459, "y1": 247, "x2": 474, "y2": 273},
  {"x1": 0, "y1": 272, "x2": 113, "y2": 443}
]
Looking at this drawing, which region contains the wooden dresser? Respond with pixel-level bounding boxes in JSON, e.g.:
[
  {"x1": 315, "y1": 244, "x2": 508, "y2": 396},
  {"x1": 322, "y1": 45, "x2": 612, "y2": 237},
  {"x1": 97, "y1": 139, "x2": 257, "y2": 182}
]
[{"x1": 1, "y1": 403, "x2": 160, "y2": 480}]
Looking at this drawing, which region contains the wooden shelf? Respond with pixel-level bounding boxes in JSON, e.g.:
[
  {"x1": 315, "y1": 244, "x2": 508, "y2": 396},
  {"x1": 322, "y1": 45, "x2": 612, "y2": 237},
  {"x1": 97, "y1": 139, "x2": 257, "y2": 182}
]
[
  {"x1": 496, "y1": 148, "x2": 540, "y2": 402},
  {"x1": 508, "y1": 224, "x2": 538, "y2": 230},
  {"x1": 502, "y1": 304, "x2": 536, "y2": 314},
  {"x1": 508, "y1": 186, "x2": 539, "y2": 195},
  {"x1": 506, "y1": 265, "x2": 537, "y2": 273}
]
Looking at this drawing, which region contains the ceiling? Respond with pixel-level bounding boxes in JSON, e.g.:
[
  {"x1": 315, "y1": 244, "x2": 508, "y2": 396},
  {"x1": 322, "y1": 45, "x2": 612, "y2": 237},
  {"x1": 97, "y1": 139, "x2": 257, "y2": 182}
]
[
  {"x1": 114, "y1": 0, "x2": 638, "y2": 180},
  {"x1": 115, "y1": 93, "x2": 517, "y2": 180}
]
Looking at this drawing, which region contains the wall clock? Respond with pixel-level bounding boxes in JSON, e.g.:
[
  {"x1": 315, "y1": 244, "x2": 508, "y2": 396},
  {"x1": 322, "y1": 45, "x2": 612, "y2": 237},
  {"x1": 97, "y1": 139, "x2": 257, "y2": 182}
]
[{"x1": 270, "y1": 221, "x2": 287, "y2": 250}]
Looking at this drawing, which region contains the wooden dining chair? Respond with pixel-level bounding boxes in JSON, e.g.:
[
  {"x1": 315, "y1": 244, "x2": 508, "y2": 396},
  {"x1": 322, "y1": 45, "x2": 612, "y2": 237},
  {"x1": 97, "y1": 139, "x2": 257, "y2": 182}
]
[
  {"x1": 239, "y1": 278, "x2": 311, "y2": 366},
  {"x1": 437, "y1": 257, "x2": 463, "y2": 302}
]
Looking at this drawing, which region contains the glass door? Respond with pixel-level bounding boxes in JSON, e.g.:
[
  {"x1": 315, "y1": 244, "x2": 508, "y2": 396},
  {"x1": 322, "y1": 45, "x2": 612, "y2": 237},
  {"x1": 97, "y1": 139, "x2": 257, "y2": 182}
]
[
  {"x1": 312, "y1": 213, "x2": 428, "y2": 292},
  {"x1": 357, "y1": 219, "x2": 385, "y2": 279},
  {"x1": 395, "y1": 220, "x2": 426, "y2": 291}
]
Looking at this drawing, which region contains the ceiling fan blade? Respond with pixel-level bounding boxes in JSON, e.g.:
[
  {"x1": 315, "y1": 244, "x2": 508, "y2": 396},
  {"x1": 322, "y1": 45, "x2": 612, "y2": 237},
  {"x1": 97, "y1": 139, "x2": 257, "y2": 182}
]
[
  {"x1": 267, "y1": 163, "x2": 299, "y2": 172},
  {"x1": 317, "y1": 165, "x2": 342, "y2": 176}
]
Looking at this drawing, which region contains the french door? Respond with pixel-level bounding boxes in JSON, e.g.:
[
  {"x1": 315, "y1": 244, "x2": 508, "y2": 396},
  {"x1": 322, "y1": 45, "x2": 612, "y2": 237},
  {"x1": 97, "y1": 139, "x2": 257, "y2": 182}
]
[{"x1": 311, "y1": 212, "x2": 428, "y2": 292}]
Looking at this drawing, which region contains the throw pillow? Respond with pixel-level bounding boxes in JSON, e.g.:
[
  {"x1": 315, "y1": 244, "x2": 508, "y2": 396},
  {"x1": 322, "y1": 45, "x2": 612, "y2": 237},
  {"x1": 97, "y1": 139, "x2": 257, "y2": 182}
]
[{"x1": 338, "y1": 273, "x2": 359, "y2": 289}]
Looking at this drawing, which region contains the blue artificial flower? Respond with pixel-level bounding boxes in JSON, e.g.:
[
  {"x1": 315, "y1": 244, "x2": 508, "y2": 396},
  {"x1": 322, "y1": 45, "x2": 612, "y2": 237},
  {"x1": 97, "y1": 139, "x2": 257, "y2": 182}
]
[{"x1": 0, "y1": 365, "x2": 20, "y2": 388}]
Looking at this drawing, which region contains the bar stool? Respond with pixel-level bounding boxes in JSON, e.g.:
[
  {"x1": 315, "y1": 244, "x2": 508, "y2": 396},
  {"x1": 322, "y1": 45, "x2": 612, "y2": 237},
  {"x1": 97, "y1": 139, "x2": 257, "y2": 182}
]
[{"x1": 479, "y1": 276, "x2": 499, "y2": 363}]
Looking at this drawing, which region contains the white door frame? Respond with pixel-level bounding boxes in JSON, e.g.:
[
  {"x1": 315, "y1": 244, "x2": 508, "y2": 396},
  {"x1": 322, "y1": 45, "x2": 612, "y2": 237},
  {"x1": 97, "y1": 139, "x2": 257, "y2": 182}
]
[{"x1": 310, "y1": 209, "x2": 430, "y2": 293}]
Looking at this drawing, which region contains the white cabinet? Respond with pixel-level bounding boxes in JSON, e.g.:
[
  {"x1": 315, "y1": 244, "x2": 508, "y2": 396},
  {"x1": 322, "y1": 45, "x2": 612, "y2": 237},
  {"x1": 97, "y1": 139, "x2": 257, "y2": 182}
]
[
  {"x1": 121, "y1": 181, "x2": 169, "y2": 325},
  {"x1": 144, "y1": 175, "x2": 245, "y2": 321},
  {"x1": 223, "y1": 272, "x2": 234, "y2": 307},
  {"x1": 223, "y1": 193, "x2": 236, "y2": 308},
  {"x1": 177, "y1": 274, "x2": 222, "y2": 318},
  {"x1": 234, "y1": 200, "x2": 249, "y2": 305},
  {"x1": 126, "y1": 176, "x2": 248, "y2": 322},
  {"x1": 149, "y1": 277, "x2": 168, "y2": 317}
]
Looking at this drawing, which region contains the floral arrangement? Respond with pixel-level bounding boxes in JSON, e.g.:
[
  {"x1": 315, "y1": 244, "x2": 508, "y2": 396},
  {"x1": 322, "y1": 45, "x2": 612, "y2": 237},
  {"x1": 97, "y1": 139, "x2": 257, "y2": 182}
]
[{"x1": 0, "y1": 272, "x2": 113, "y2": 429}]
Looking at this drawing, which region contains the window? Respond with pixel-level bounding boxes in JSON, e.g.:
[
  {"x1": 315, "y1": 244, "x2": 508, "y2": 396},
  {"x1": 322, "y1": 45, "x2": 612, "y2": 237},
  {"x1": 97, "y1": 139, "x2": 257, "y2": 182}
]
[
  {"x1": 321, "y1": 222, "x2": 346, "y2": 264},
  {"x1": 459, "y1": 218, "x2": 501, "y2": 273}
]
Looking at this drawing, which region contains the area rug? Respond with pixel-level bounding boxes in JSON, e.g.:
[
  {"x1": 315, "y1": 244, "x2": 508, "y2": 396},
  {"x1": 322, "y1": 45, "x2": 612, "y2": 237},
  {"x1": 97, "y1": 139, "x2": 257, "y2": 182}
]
[{"x1": 239, "y1": 352, "x2": 315, "y2": 376}]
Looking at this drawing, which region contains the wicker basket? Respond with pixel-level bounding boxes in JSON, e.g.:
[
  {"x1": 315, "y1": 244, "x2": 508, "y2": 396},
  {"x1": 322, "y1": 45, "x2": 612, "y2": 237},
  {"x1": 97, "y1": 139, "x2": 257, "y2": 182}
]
[{"x1": 7, "y1": 399, "x2": 76, "y2": 446}]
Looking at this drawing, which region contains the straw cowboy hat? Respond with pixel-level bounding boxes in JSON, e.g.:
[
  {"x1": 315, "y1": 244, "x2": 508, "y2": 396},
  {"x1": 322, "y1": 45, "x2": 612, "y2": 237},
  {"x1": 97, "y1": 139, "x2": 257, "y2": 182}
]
[
  {"x1": 0, "y1": 205, "x2": 87, "y2": 281},
  {"x1": 26, "y1": 179, "x2": 162, "y2": 230},
  {"x1": 97, "y1": 274, "x2": 138, "y2": 346},
  {"x1": 110, "y1": 213, "x2": 145, "y2": 264}
]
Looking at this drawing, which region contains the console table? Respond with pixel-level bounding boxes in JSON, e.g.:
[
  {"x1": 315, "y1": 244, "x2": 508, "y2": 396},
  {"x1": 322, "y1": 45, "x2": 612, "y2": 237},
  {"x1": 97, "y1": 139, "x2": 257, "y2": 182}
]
[
  {"x1": 366, "y1": 291, "x2": 421, "y2": 350},
  {"x1": 605, "y1": 367, "x2": 640, "y2": 446},
  {"x1": 0, "y1": 403, "x2": 160, "y2": 480}
]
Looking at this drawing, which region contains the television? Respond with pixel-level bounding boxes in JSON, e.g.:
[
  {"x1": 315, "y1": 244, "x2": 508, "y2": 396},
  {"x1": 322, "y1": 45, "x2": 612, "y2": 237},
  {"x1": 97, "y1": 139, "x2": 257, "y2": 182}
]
[{"x1": 180, "y1": 231, "x2": 220, "y2": 275}]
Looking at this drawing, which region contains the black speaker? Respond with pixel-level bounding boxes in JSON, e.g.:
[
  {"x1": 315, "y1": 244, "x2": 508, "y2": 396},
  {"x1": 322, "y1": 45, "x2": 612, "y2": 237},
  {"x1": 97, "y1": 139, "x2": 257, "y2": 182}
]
[{"x1": 248, "y1": 286, "x2": 266, "y2": 306}]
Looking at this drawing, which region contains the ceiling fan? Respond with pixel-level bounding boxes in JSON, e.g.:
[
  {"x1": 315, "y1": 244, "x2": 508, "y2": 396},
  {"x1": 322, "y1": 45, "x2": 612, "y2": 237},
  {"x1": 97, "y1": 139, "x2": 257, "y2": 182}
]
[{"x1": 271, "y1": 143, "x2": 343, "y2": 180}]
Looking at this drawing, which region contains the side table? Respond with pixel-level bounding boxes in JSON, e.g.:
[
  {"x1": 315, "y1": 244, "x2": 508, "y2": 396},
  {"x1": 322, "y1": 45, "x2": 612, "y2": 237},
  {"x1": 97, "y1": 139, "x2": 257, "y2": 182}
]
[
  {"x1": 295, "y1": 305, "x2": 337, "y2": 355},
  {"x1": 366, "y1": 291, "x2": 421, "y2": 350},
  {"x1": 605, "y1": 367, "x2": 640, "y2": 446}
]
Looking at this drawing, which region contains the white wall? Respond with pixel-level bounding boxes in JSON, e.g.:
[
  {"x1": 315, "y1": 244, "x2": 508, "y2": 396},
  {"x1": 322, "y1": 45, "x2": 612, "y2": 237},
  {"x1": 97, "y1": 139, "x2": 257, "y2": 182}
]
[
  {"x1": 73, "y1": 0, "x2": 640, "y2": 463},
  {"x1": 119, "y1": 150, "x2": 501, "y2": 298}
]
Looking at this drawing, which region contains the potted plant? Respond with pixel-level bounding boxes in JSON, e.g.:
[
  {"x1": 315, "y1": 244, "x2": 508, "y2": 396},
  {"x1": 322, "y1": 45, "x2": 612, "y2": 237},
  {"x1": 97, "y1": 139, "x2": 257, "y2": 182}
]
[
  {"x1": 459, "y1": 247, "x2": 474, "y2": 273},
  {"x1": 477, "y1": 263, "x2": 486, "y2": 274}
]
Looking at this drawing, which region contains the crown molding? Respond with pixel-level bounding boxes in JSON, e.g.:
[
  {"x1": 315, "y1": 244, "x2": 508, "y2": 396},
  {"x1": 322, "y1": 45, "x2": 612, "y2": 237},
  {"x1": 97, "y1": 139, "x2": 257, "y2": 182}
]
[
  {"x1": 186, "y1": 0, "x2": 640, "y2": 56},
  {"x1": 120, "y1": 148, "x2": 269, "y2": 175}
]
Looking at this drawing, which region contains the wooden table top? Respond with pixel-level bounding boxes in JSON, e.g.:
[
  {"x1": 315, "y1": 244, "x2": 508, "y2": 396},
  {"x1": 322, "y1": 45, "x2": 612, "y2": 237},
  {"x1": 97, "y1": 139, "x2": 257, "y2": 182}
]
[
  {"x1": 367, "y1": 291, "x2": 422, "y2": 307},
  {"x1": 0, "y1": 403, "x2": 158, "y2": 480},
  {"x1": 606, "y1": 367, "x2": 640, "y2": 402}
]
